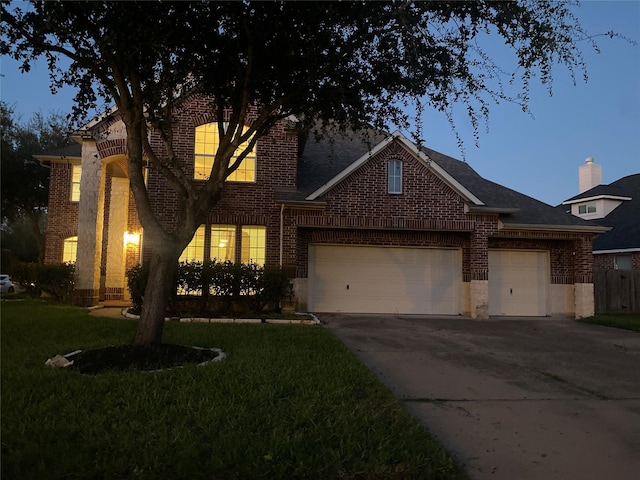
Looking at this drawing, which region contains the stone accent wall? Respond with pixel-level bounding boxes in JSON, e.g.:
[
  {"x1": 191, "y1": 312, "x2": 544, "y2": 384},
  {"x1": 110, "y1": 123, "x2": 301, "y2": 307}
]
[
  {"x1": 575, "y1": 283, "x2": 595, "y2": 318},
  {"x1": 74, "y1": 140, "x2": 105, "y2": 306}
]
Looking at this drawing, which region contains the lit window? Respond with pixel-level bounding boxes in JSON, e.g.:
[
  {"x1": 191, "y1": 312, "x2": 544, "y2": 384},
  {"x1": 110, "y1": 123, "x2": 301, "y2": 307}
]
[
  {"x1": 70, "y1": 165, "x2": 81, "y2": 201},
  {"x1": 241, "y1": 226, "x2": 266, "y2": 265},
  {"x1": 194, "y1": 123, "x2": 256, "y2": 182},
  {"x1": 614, "y1": 254, "x2": 632, "y2": 270},
  {"x1": 578, "y1": 203, "x2": 596, "y2": 214},
  {"x1": 210, "y1": 225, "x2": 236, "y2": 262},
  {"x1": 63, "y1": 236, "x2": 77, "y2": 263},
  {"x1": 388, "y1": 160, "x2": 402, "y2": 194},
  {"x1": 179, "y1": 226, "x2": 206, "y2": 262}
]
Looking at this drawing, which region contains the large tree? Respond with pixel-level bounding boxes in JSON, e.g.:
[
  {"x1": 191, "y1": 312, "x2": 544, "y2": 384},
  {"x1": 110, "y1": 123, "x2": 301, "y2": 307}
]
[
  {"x1": 1, "y1": 1, "x2": 605, "y2": 344},
  {"x1": 1, "y1": 102, "x2": 72, "y2": 264}
]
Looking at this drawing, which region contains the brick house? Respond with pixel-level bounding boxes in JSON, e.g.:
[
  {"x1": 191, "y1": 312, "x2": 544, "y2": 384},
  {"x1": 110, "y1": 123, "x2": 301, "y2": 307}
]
[{"x1": 38, "y1": 92, "x2": 607, "y2": 318}]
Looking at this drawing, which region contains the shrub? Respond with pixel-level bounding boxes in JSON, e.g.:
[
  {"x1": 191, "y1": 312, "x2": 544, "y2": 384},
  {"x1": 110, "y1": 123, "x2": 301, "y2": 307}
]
[
  {"x1": 126, "y1": 261, "x2": 290, "y2": 316},
  {"x1": 126, "y1": 263, "x2": 149, "y2": 313},
  {"x1": 260, "y1": 266, "x2": 291, "y2": 313}
]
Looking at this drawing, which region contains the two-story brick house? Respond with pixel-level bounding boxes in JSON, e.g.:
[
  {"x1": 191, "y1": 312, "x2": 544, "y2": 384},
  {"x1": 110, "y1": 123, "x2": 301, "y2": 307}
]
[{"x1": 39, "y1": 92, "x2": 606, "y2": 318}]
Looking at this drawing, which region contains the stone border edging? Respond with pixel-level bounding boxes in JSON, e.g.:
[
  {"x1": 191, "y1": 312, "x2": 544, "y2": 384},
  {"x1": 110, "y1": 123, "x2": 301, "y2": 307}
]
[{"x1": 121, "y1": 308, "x2": 320, "y2": 325}]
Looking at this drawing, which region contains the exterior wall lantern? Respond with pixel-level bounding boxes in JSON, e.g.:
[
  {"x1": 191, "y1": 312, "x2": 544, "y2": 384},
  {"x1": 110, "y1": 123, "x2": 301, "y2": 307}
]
[{"x1": 124, "y1": 231, "x2": 140, "y2": 248}]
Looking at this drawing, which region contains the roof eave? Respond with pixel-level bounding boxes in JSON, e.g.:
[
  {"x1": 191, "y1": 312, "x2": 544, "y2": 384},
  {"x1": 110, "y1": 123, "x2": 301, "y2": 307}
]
[
  {"x1": 593, "y1": 247, "x2": 640, "y2": 254},
  {"x1": 562, "y1": 195, "x2": 632, "y2": 205},
  {"x1": 276, "y1": 199, "x2": 327, "y2": 209},
  {"x1": 466, "y1": 205, "x2": 520, "y2": 214},
  {"x1": 33, "y1": 154, "x2": 81, "y2": 166},
  {"x1": 500, "y1": 222, "x2": 611, "y2": 234}
]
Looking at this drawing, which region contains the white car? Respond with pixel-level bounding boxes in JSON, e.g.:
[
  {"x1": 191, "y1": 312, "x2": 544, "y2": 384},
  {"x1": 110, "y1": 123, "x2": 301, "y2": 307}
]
[{"x1": 0, "y1": 274, "x2": 16, "y2": 294}]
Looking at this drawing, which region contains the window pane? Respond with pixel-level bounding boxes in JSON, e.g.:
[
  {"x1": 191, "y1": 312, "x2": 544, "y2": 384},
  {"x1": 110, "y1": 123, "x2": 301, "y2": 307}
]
[
  {"x1": 194, "y1": 123, "x2": 256, "y2": 182},
  {"x1": 179, "y1": 226, "x2": 206, "y2": 262},
  {"x1": 388, "y1": 160, "x2": 402, "y2": 194},
  {"x1": 71, "y1": 165, "x2": 81, "y2": 201},
  {"x1": 241, "y1": 226, "x2": 266, "y2": 265},
  {"x1": 210, "y1": 225, "x2": 236, "y2": 262},
  {"x1": 63, "y1": 236, "x2": 78, "y2": 263},
  {"x1": 614, "y1": 255, "x2": 632, "y2": 270}
]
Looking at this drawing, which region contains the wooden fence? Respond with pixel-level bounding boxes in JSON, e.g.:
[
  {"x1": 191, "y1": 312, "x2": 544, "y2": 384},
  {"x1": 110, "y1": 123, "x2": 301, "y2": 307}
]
[{"x1": 594, "y1": 269, "x2": 640, "y2": 314}]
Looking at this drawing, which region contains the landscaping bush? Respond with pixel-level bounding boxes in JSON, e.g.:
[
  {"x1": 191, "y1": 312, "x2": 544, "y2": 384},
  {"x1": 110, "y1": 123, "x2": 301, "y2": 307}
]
[
  {"x1": 10, "y1": 262, "x2": 75, "y2": 302},
  {"x1": 126, "y1": 263, "x2": 149, "y2": 313},
  {"x1": 127, "y1": 261, "x2": 291, "y2": 316}
]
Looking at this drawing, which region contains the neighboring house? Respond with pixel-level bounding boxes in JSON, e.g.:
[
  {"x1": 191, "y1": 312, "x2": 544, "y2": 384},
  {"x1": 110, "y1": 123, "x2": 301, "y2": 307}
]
[
  {"x1": 37, "y1": 92, "x2": 607, "y2": 318},
  {"x1": 561, "y1": 158, "x2": 640, "y2": 271}
]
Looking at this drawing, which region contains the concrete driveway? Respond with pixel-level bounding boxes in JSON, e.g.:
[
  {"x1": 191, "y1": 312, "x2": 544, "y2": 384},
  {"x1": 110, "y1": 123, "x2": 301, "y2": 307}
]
[{"x1": 322, "y1": 314, "x2": 640, "y2": 480}]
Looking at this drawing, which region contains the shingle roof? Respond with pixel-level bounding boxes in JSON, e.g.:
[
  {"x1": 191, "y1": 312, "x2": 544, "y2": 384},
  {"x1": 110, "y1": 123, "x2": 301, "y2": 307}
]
[
  {"x1": 421, "y1": 147, "x2": 597, "y2": 228},
  {"x1": 291, "y1": 131, "x2": 600, "y2": 230},
  {"x1": 295, "y1": 128, "x2": 388, "y2": 197},
  {"x1": 36, "y1": 143, "x2": 82, "y2": 159}
]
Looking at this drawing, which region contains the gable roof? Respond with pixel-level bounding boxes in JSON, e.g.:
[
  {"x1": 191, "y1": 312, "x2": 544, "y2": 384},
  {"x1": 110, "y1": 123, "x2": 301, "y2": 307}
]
[
  {"x1": 288, "y1": 130, "x2": 605, "y2": 232},
  {"x1": 571, "y1": 174, "x2": 640, "y2": 252},
  {"x1": 305, "y1": 131, "x2": 484, "y2": 205}
]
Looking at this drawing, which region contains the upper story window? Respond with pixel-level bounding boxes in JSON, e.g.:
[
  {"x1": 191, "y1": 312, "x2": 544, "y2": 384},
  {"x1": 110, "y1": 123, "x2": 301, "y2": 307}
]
[
  {"x1": 194, "y1": 123, "x2": 256, "y2": 182},
  {"x1": 578, "y1": 202, "x2": 596, "y2": 214},
  {"x1": 388, "y1": 159, "x2": 402, "y2": 194},
  {"x1": 70, "y1": 165, "x2": 81, "y2": 202}
]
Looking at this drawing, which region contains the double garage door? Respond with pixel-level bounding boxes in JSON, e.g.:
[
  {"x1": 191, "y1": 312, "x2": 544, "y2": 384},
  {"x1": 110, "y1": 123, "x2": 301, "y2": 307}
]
[
  {"x1": 309, "y1": 245, "x2": 549, "y2": 316},
  {"x1": 309, "y1": 245, "x2": 461, "y2": 315}
]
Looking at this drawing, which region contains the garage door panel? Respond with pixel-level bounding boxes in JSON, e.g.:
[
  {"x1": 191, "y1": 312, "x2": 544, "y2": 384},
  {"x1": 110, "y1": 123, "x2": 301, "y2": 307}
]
[
  {"x1": 489, "y1": 250, "x2": 549, "y2": 316},
  {"x1": 309, "y1": 245, "x2": 460, "y2": 314}
]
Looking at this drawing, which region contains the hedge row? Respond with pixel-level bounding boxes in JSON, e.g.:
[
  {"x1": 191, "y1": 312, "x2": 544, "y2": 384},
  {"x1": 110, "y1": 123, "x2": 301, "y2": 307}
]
[{"x1": 127, "y1": 261, "x2": 291, "y2": 316}]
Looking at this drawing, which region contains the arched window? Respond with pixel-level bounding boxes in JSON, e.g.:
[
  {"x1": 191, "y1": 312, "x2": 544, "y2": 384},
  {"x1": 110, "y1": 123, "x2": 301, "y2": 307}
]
[{"x1": 194, "y1": 123, "x2": 256, "y2": 182}]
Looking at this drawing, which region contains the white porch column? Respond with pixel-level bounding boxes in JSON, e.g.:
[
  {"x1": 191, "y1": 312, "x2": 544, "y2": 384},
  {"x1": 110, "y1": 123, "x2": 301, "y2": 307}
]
[
  {"x1": 105, "y1": 177, "x2": 130, "y2": 301},
  {"x1": 74, "y1": 140, "x2": 105, "y2": 306}
]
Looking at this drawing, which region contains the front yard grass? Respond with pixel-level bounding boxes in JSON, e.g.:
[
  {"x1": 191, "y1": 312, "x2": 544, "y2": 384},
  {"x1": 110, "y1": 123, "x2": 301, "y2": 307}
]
[
  {"x1": 579, "y1": 313, "x2": 640, "y2": 332},
  {"x1": 1, "y1": 300, "x2": 462, "y2": 479}
]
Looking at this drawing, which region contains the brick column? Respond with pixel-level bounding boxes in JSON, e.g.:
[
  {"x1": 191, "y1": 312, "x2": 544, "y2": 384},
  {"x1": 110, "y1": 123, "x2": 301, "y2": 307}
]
[
  {"x1": 73, "y1": 140, "x2": 105, "y2": 307},
  {"x1": 470, "y1": 230, "x2": 489, "y2": 319},
  {"x1": 574, "y1": 235, "x2": 595, "y2": 318},
  {"x1": 104, "y1": 177, "x2": 130, "y2": 301},
  {"x1": 469, "y1": 215, "x2": 498, "y2": 319}
]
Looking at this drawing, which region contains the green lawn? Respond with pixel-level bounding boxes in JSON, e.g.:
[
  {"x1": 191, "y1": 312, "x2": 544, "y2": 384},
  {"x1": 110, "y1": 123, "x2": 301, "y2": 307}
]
[
  {"x1": 579, "y1": 312, "x2": 640, "y2": 332},
  {"x1": 1, "y1": 300, "x2": 462, "y2": 480}
]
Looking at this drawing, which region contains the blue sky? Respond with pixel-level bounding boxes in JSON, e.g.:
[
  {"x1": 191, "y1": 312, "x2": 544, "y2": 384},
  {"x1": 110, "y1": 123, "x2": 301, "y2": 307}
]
[{"x1": 1, "y1": 0, "x2": 639, "y2": 207}]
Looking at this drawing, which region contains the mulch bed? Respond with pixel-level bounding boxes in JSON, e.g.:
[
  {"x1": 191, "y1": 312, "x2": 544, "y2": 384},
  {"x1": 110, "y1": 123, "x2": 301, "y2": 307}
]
[{"x1": 67, "y1": 344, "x2": 220, "y2": 374}]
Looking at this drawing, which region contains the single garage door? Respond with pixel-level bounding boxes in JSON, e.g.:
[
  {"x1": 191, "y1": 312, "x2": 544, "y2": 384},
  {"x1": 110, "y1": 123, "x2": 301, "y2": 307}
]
[
  {"x1": 488, "y1": 250, "x2": 549, "y2": 316},
  {"x1": 309, "y1": 245, "x2": 461, "y2": 314}
]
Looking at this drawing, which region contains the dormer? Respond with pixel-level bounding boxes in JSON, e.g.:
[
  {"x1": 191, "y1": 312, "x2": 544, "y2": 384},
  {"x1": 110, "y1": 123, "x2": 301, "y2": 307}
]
[{"x1": 562, "y1": 194, "x2": 631, "y2": 220}]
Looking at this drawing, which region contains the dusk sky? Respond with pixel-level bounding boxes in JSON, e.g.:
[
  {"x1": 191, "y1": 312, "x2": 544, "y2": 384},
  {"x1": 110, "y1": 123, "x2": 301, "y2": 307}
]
[{"x1": 1, "y1": 0, "x2": 639, "y2": 207}]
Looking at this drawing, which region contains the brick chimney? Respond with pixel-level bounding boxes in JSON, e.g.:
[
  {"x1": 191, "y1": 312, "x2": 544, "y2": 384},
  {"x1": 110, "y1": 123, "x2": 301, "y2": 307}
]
[{"x1": 578, "y1": 157, "x2": 602, "y2": 193}]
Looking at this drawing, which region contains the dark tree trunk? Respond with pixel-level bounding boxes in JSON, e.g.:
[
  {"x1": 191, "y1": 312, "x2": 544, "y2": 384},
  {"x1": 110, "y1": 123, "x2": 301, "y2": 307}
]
[{"x1": 132, "y1": 249, "x2": 180, "y2": 345}]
